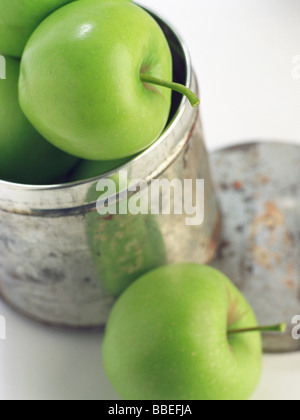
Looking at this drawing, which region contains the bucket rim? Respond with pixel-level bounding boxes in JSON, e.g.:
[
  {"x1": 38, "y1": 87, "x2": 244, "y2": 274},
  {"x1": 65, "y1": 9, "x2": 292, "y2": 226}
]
[{"x1": 0, "y1": 7, "x2": 198, "y2": 214}]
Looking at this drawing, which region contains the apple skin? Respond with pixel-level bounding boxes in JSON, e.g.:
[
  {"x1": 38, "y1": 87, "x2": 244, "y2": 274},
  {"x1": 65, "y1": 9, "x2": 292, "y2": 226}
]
[
  {"x1": 0, "y1": 56, "x2": 78, "y2": 184},
  {"x1": 19, "y1": 1, "x2": 172, "y2": 161},
  {"x1": 0, "y1": 0, "x2": 74, "y2": 57},
  {"x1": 70, "y1": 158, "x2": 129, "y2": 182},
  {"x1": 102, "y1": 264, "x2": 262, "y2": 400},
  {"x1": 0, "y1": 0, "x2": 131, "y2": 58}
]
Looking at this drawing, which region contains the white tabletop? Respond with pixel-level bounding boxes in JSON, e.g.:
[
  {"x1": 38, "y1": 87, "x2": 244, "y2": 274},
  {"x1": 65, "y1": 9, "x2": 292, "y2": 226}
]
[{"x1": 1, "y1": 0, "x2": 300, "y2": 400}]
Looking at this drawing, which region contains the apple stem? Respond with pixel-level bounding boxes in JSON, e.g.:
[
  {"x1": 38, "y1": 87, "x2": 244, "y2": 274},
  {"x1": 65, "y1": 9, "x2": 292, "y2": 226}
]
[
  {"x1": 228, "y1": 323, "x2": 286, "y2": 335},
  {"x1": 140, "y1": 74, "x2": 200, "y2": 108}
]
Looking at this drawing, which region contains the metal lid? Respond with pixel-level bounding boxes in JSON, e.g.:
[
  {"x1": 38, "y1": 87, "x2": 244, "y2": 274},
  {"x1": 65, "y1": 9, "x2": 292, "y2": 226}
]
[{"x1": 211, "y1": 141, "x2": 300, "y2": 353}]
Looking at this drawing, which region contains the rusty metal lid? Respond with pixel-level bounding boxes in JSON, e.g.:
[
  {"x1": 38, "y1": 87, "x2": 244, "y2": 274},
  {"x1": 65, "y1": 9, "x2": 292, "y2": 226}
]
[{"x1": 210, "y1": 141, "x2": 300, "y2": 353}]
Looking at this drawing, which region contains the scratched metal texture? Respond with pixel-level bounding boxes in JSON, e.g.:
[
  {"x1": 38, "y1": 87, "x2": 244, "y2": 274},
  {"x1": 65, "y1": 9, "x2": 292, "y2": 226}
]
[{"x1": 211, "y1": 142, "x2": 300, "y2": 352}]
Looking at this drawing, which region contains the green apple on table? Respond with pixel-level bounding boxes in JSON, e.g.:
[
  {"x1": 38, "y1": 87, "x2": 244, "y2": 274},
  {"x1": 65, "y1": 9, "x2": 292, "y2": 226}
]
[
  {"x1": 0, "y1": 0, "x2": 131, "y2": 58},
  {"x1": 103, "y1": 264, "x2": 285, "y2": 400},
  {"x1": 0, "y1": 56, "x2": 78, "y2": 184},
  {"x1": 19, "y1": 0, "x2": 199, "y2": 161}
]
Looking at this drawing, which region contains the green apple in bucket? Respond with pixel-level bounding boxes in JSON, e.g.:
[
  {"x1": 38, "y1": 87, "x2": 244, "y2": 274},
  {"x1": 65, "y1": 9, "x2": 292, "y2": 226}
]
[
  {"x1": 70, "y1": 158, "x2": 129, "y2": 182},
  {"x1": 0, "y1": 0, "x2": 132, "y2": 58},
  {"x1": 0, "y1": 56, "x2": 77, "y2": 184},
  {"x1": 103, "y1": 264, "x2": 286, "y2": 400},
  {"x1": 19, "y1": 0, "x2": 199, "y2": 161}
]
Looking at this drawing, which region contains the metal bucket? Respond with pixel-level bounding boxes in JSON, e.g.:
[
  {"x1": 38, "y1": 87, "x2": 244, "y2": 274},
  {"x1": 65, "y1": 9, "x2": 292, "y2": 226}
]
[{"x1": 0, "y1": 11, "x2": 221, "y2": 328}]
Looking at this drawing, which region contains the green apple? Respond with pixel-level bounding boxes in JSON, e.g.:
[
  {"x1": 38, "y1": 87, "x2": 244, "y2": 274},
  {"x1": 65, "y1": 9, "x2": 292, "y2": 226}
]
[
  {"x1": 102, "y1": 264, "x2": 263, "y2": 400},
  {"x1": 0, "y1": 0, "x2": 131, "y2": 58},
  {"x1": 19, "y1": 1, "x2": 198, "y2": 161},
  {"x1": 0, "y1": 0, "x2": 74, "y2": 57},
  {"x1": 70, "y1": 158, "x2": 129, "y2": 182},
  {"x1": 0, "y1": 56, "x2": 78, "y2": 184}
]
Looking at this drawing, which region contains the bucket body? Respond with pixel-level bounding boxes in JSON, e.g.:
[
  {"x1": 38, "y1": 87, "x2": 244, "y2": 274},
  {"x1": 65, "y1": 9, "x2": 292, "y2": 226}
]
[{"x1": 0, "y1": 11, "x2": 221, "y2": 327}]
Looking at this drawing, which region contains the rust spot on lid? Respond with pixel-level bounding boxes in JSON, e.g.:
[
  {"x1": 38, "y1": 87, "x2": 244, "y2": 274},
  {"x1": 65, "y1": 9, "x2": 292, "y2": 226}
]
[
  {"x1": 284, "y1": 278, "x2": 296, "y2": 290},
  {"x1": 233, "y1": 181, "x2": 244, "y2": 190},
  {"x1": 284, "y1": 232, "x2": 293, "y2": 246},
  {"x1": 252, "y1": 201, "x2": 284, "y2": 233},
  {"x1": 258, "y1": 174, "x2": 271, "y2": 185},
  {"x1": 252, "y1": 245, "x2": 272, "y2": 270}
]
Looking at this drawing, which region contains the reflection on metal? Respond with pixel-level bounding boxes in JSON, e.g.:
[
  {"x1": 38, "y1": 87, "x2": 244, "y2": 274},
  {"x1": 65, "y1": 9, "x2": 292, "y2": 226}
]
[{"x1": 211, "y1": 142, "x2": 300, "y2": 353}]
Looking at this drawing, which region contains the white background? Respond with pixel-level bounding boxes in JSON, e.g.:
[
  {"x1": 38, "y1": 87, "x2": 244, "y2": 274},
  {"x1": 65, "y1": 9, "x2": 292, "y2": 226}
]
[{"x1": 1, "y1": 0, "x2": 300, "y2": 400}]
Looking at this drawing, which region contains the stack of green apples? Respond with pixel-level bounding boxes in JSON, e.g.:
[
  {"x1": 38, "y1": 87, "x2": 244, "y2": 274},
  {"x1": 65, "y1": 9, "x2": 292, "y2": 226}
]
[
  {"x1": 0, "y1": 0, "x2": 80, "y2": 184},
  {"x1": 0, "y1": 0, "x2": 198, "y2": 183}
]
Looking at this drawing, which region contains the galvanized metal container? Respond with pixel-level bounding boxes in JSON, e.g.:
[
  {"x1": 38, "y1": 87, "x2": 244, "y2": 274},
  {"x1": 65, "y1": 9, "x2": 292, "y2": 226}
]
[{"x1": 0, "y1": 11, "x2": 221, "y2": 328}]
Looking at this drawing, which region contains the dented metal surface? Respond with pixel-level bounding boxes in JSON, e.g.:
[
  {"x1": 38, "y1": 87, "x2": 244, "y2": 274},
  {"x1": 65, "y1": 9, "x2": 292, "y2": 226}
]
[{"x1": 211, "y1": 142, "x2": 300, "y2": 352}]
